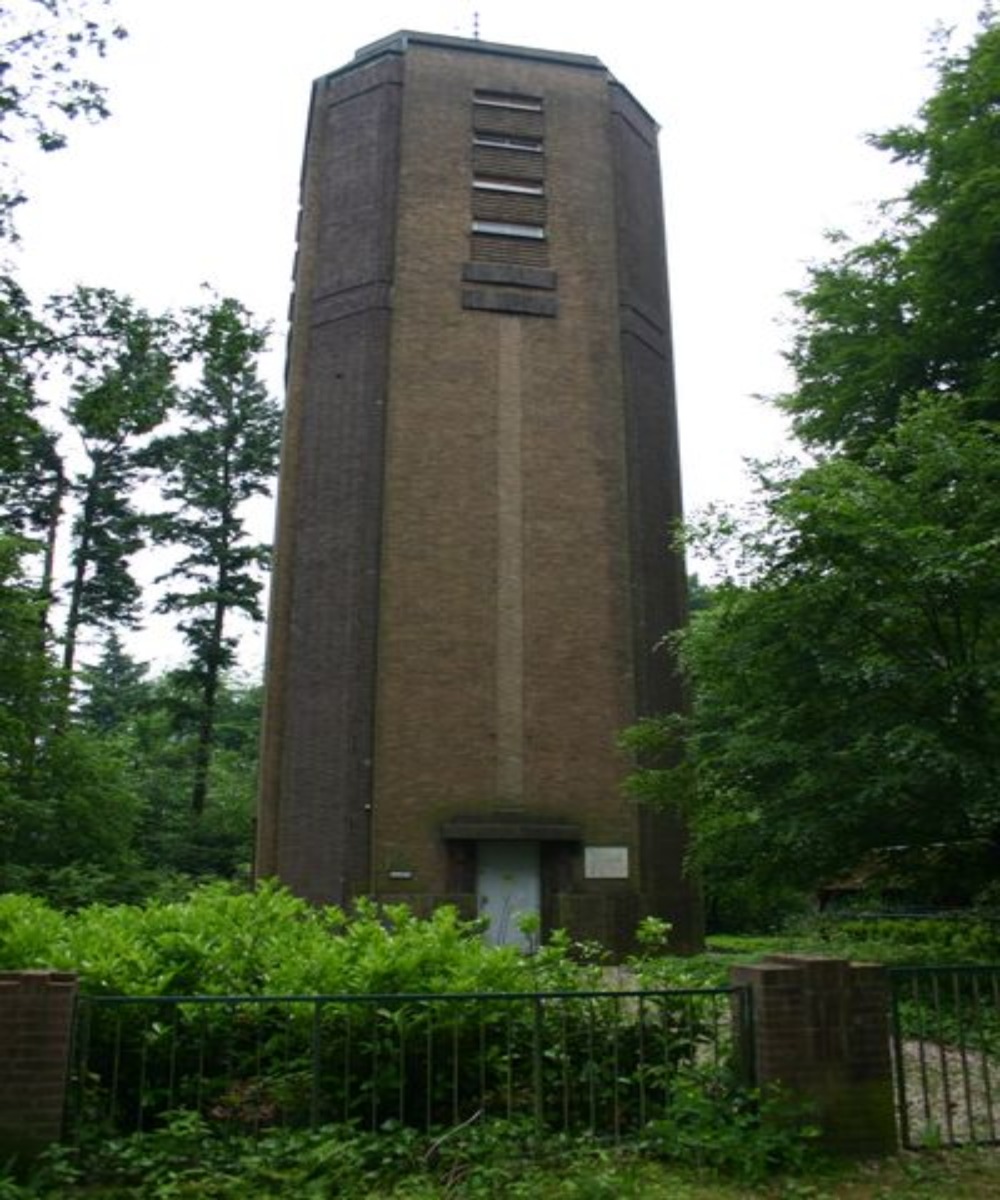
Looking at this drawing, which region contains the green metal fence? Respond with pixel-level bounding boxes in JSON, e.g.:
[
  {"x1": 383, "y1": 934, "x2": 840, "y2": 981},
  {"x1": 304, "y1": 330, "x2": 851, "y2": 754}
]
[
  {"x1": 889, "y1": 966, "x2": 1000, "y2": 1148},
  {"x1": 69, "y1": 987, "x2": 747, "y2": 1141}
]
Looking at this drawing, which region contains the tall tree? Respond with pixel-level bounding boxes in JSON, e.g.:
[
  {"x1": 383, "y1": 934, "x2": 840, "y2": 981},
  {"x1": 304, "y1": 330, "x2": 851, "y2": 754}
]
[
  {"x1": 50, "y1": 286, "x2": 175, "y2": 679},
  {"x1": 0, "y1": 277, "x2": 66, "y2": 629},
  {"x1": 629, "y1": 15, "x2": 1000, "y2": 919},
  {"x1": 628, "y1": 400, "x2": 1000, "y2": 910},
  {"x1": 781, "y1": 13, "x2": 1000, "y2": 452},
  {"x1": 143, "y1": 296, "x2": 280, "y2": 814}
]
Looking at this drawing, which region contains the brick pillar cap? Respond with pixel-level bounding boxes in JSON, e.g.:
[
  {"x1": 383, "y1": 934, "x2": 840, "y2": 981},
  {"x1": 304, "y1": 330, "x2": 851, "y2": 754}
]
[
  {"x1": 762, "y1": 954, "x2": 849, "y2": 967},
  {"x1": 0, "y1": 970, "x2": 78, "y2": 988},
  {"x1": 730, "y1": 961, "x2": 806, "y2": 987}
]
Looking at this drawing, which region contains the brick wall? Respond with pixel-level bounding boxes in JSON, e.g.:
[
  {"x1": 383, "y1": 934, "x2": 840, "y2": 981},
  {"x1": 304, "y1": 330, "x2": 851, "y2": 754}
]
[
  {"x1": 0, "y1": 971, "x2": 78, "y2": 1163},
  {"x1": 731, "y1": 955, "x2": 897, "y2": 1156},
  {"x1": 257, "y1": 32, "x2": 702, "y2": 953}
]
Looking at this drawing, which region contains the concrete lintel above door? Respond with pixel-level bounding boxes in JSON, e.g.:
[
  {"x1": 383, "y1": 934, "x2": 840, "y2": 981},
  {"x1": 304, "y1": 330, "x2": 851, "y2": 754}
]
[{"x1": 440, "y1": 815, "x2": 581, "y2": 842}]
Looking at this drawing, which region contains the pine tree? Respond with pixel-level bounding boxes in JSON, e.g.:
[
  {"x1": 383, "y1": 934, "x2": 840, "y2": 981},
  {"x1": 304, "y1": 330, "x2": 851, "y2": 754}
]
[
  {"x1": 51, "y1": 286, "x2": 176, "y2": 679},
  {"x1": 142, "y1": 295, "x2": 280, "y2": 814}
]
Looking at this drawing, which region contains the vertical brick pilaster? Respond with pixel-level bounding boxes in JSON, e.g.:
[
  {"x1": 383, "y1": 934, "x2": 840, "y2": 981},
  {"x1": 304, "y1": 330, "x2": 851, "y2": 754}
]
[
  {"x1": 731, "y1": 955, "x2": 897, "y2": 1156},
  {"x1": 0, "y1": 971, "x2": 78, "y2": 1162}
]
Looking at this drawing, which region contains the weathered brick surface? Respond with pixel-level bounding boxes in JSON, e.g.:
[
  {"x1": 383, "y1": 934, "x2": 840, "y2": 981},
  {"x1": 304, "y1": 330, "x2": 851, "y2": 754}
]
[
  {"x1": 256, "y1": 55, "x2": 404, "y2": 904},
  {"x1": 0, "y1": 971, "x2": 78, "y2": 1162},
  {"x1": 731, "y1": 956, "x2": 897, "y2": 1157},
  {"x1": 258, "y1": 32, "x2": 703, "y2": 954}
]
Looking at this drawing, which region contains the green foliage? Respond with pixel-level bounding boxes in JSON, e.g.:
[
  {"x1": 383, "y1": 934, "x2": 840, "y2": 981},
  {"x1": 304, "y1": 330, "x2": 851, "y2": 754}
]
[
  {"x1": 0, "y1": 620, "x2": 262, "y2": 906},
  {"x1": 12, "y1": 1128, "x2": 1000, "y2": 1197},
  {"x1": 0, "y1": 277, "x2": 62, "y2": 545},
  {"x1": 50, "y1": 285, "x2": 177, "y2": 676},
  {"x1": 77, "y1": 631, "x2": 149, "y2": 732},
  {"x1": 0, "y1": 892, "x2": 734, "y2": 1155},
  {"x1": 122, "y1": 670, "x2": 261, "y2": 886},
  {"x1": 0, "y1": 1111, "x2": 821, "y2": 1198},
  {"x1": 782, "y1": 13, "x2": 1000, "y2": 451},
  {"x1": 642, "y1": 1085, "x2": 820, "y2": 1184},
  {"x1": 0, "y1": 0, "x2": 127, "y2": 240},
  {"x1": 628, "y1": 399, "x2": 1000, "y2": 916},
  {"x1": 0, "y1": 883, "x2": 603, "y2": 996},
  {"x1": 708, "y1": 913, "x2": 1000, "y2": 967},
  {"x1": 0, "y1": 554, "x2": 145, "y2": 898},
  {"x1": 0, "y1": 534, "x2": 51, "y2": 791},
  {"x1": 141, "y1": 293, "x2": 280, "y2": 814},
  {"x1": 0, "y1": 10, "x2": 273, "y2": 905},
  {"x1": 628, "y1": 17, "x2": 1000, "y2": 926},
  {"x1": 785, "y1": 913, "x2": 1000, "y2": 965}
]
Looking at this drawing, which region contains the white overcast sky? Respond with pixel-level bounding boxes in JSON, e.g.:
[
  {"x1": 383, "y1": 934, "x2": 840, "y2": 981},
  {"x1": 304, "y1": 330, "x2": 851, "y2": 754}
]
[{"x1": 9, "y1": 0, "x2": 987, "y2": 669}]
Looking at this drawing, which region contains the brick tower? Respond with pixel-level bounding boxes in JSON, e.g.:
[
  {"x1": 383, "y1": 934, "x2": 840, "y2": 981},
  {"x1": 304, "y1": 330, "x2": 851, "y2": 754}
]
[{"x1": 256, "y1": 31, "x2": 702, "y2": 954}]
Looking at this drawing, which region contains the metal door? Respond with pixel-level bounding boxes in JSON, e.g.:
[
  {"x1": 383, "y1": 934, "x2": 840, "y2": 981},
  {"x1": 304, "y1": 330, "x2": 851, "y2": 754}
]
[{"x1": 477, "y1": 840, "x2": 540, "y2": 950}]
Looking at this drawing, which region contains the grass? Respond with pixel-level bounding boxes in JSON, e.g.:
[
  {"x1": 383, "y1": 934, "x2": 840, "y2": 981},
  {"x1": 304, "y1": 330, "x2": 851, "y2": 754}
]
[
  {"x1": 16, "y1": 1145, "x2": 999, "y2": 1199},
  {"x1": 8, "y1": 1104, "x2": 999, "y2": 1200},
  {"x1": 364, "y1": 1148, "x2": 1000, "y2": 1198},
  {"x1": 634, "y1": 916, "x2": 1000, "y2": 991}
]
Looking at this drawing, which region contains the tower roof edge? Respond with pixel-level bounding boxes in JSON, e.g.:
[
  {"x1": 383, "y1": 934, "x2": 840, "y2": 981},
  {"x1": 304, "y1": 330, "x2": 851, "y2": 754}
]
[{"x1": 349, "y1": 29, "x2": 606, "y2": 73}]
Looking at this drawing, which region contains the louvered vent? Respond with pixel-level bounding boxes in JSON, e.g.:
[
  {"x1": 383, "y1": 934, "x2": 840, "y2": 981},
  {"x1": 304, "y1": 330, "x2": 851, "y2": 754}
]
[{"x1": 470, "y1": 90, "x2": 548, "y2": 268}]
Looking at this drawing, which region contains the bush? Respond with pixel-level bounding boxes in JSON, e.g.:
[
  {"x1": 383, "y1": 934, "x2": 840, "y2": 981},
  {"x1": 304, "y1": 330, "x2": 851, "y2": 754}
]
[
  {"x1": 784, "y1": 913, "x2": 1000, "y2": 965},
  {"x1": 0, "y1": 882, "x2": 610, "y2": 997},
  {"x1": 5, "y1": 1099, "x2": 821, "y2": 1198},
  {"x1": 642, "y1": 1084, "x2": 820, "y2": 1183}
]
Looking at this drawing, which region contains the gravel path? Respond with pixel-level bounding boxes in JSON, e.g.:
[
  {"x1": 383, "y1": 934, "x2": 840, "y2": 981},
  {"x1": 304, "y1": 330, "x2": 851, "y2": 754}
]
[{"x1": 895, "y1": 1038, "x2": 1000, "y2": 1146}]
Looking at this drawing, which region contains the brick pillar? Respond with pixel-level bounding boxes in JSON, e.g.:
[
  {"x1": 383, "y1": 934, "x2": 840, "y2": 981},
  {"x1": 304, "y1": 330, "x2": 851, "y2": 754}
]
[
  {"x1": 0, "y1": 971, "x2": 78, "y2": 1163},
  {"x1": 730, "y1": 955, "x2": 897, "y2": 1156}
]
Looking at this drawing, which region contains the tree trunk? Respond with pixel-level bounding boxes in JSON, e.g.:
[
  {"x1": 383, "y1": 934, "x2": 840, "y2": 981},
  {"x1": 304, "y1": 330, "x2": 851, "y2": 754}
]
[
  {"x1": 190, "y1": 592, "x2": 227, "y2": 815},
  {"x1": 38, "y1": 462, "x2": 66, "y2": 642},
  {"x1": 62, "y1": 461, "x2": 101, "y2": 680}
]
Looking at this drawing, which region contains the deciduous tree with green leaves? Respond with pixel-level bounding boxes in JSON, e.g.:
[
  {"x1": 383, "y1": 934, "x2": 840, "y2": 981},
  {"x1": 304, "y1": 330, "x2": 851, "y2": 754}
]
[
  {"x1": 782, "y1": 11, "x2": 1000, "y2": 452},
  {"x1": 0, "y1": 0, "x2": 126, "y2": 241},
  {"x1": 628, "y1": 14, "x2": 1000, "y2": 920},
  {"x1": 628, "y1": 401, "x2": 1000, "y2": 911}
]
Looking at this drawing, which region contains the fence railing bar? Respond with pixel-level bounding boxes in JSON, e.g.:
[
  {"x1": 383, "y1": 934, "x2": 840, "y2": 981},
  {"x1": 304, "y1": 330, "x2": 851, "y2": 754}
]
[
  {"x1": 451, "y1": 1014, "x2": 460, "y2": 1129},
  {"x1": 309, "y1": 1000, "x2": 322, "y2": 1131},
  {"x1": 637, "y1": 993, "x2": 647, "y2": 1129},
  {"x1": 477, "y1": 1004, "x2": 487, "y2": 1120},
  {"x1": 559, "y1": 1000, "x2": 570, "y2": 1133},
  {"x1": 611, "y1": 994, "x2": 621, "y2": 1143},
  {"x1": 195, "y1": 1010, "x2": 206, "y2": 1115},
  {"x1": 889, "y1": 975, "x2": 911, "y2": 1149},
  {"x1": 951, "y1": 973, "x2": 976, "y2": 1143},
  {"x1": 586, "y1": 998, "x2": 597, "y2": 1134},
  {"x1": 343, "y1": 1005, "x2": 352, "y2": 1127},
  {"x1": 890, "y1": 965, "x2": 1000, "y2": 1150},
  {"x1": 985, "y1": 976, "x2": 1000, "y2": 1142},
  {"x1": 397, "y1": 1008, "x2": 407, "y2": 1128},
  {"x1": 911, "y1": 974, "x2": 935, "y2": 1140},
  {"x1": 68, "y1": 995, "x2": 91, "y2": 1144},
  {"x1": 930, "y1": 974, "x2": 957, "y2": 1145},
  {"x1": 888, "y1": 965, "x2": 1000, "y2": 978},
  {"x1": 77, "y1": 986, "x2": 739, "y2": 1007},
  {"x1": 421, "y1": 1007, "x2": 431, "y2": 1131},
  {"x1": 67, "y1": 985, "x2": 755, "y2": 1145},
  {"x1": 136, "y1": 1025, "x2": 148, "y2": 1133}
]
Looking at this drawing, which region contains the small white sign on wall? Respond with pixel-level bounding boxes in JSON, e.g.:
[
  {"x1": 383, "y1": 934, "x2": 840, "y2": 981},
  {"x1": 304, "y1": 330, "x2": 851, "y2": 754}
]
[{"x1": 584, "y1": 846, "x2": 629, "y2": 879}]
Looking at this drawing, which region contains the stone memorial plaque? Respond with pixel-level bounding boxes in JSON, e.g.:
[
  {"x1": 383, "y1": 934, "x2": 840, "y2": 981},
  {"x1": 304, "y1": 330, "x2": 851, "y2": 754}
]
[{"x1": 584, "y1": 846, "x2": 629, "y2": 879}]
